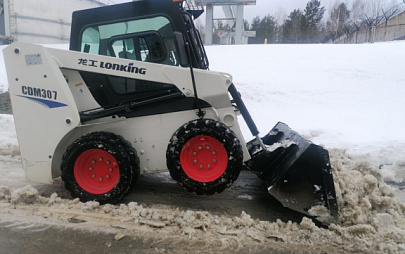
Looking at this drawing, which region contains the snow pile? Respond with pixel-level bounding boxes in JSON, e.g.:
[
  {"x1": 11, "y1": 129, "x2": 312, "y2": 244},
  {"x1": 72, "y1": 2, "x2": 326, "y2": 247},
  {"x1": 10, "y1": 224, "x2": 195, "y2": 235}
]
[
  {"x1": 330, "y1": 150, "x2": 405, "y2": 245},
  {"x1": 0, "y1": 47, "x2": 5, "y2": 92},
  {"x1": 9, "y1": 185, "x2": 40, "y2": 204},
  {"x1": 0, "y1": 186, "x2": 11, "y2": 200},
  {"x1": 0, "y1": 174, "x2": 404, "y2": 253},
  {"x1": 0, "y1": 115, "x2": 19, "y2": 156},
  {"x1": 1, "y1": 149, "x2": 405, "y2": 253}
]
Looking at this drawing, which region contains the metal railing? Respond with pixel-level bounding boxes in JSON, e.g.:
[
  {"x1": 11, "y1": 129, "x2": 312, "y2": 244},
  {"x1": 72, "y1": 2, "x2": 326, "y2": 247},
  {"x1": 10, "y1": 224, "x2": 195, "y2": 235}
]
[
  {"x1": 184, "y1": 0, "x2": 204, "y2": 12},
  {"x1": 184, "y1": 0, "x2": 204, "y2": 19},
  {"x1": 93, "y1": 0, "x2": 116, "y2": 6}
]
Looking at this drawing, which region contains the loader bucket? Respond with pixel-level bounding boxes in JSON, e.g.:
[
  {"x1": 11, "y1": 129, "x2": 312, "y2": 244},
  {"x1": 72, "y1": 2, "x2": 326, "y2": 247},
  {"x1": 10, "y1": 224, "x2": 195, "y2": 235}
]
[{"x1": 246, "y1": 122, "x2": 338, "y2": 222}]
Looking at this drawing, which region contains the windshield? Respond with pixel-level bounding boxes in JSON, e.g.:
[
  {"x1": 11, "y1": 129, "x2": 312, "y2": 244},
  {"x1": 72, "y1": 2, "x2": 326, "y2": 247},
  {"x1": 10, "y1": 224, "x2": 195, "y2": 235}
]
[{"x1": 80, "y1": 16, "x2": 180, "y2": 66}]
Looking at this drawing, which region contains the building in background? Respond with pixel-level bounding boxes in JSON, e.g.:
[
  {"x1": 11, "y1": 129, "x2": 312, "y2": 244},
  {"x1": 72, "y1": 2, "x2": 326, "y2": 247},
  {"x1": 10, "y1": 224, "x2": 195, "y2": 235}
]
[
  {"x1": 0, "y1": 0, "x2": 113, "y2": 45},
  {"x1": 198, "y1": 0, "x2": 256, "y2": 45}
]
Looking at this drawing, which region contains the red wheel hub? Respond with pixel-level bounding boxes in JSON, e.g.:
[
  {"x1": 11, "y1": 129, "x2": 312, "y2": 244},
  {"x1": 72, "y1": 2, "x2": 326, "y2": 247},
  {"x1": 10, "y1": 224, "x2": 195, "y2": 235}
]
[
  {"x1": 74, "y1": 149, "x2": 120, "y2": 194},
  {"x1": 180, "y1": 135, "x2": 228, "y2": 182}
]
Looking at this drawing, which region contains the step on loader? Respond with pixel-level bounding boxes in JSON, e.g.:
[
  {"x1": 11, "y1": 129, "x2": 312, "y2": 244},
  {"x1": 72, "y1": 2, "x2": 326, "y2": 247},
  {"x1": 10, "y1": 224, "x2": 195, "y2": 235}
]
[{"x1": 3, "y1": 0, "x2": 338, "y2": 222}]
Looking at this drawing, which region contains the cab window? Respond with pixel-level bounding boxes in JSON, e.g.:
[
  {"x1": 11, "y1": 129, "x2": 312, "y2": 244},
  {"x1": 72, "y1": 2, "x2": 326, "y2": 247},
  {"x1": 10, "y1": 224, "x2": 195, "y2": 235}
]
[
  {"x1": 80, "y1": 16, "x2": 179, "y2": 66},
  {"x1": 109, "y1": 32, "x2": 166, "y2": 63}
]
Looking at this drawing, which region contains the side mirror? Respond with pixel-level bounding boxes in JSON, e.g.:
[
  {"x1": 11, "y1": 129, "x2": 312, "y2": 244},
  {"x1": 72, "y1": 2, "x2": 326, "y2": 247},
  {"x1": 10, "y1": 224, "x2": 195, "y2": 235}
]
[{"x1": 174, "y1": 31, "x2": 189, "y2": 67}]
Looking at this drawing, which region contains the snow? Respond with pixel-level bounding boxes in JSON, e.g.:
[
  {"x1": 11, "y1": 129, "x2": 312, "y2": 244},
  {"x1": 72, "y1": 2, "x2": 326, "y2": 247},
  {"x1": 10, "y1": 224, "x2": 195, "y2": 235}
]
[
  {"x1": 0, "y1": 115, "x2": 18, "y2": 156},
  {"x1": 208, "y1": 42, "x2": 405, "y2": 149},
  {"x1": 1, "y1": 42, "x2": 405, "y2": 252},
  {"x1": 205, "y1": 42, "x2": 405, "y2": 188}
]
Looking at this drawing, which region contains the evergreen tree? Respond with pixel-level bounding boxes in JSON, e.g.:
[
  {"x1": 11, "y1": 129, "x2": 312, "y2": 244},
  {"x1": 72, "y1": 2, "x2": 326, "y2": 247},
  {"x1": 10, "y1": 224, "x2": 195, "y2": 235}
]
[
  {"x1": 251, "y1": 14, "x2": 277, "y2": 44},
  {"x1": 243, "y1": 19, "x2": 250, "y2": 31},
  {"x1": 260, "y1": 15, "x2": 278, "y2": 43},
  {"x1": 248, "y1": 15, "x2": 278, "y2": 44},
  {"x1": 250, "y1": 16, "x2": 261, "y2": 33},
  {"x1": 282, "y1": 0, "x2": 325, "y2": 43},
  {"x1": 303, "y1": 0, "x2": 326, "y2": 42},
  {"x1": 304, "y1": 0, "x2": 326, "y2": 28},
  {"x1": 282, "y1": 9, "x2": 305, "y2": 43}
]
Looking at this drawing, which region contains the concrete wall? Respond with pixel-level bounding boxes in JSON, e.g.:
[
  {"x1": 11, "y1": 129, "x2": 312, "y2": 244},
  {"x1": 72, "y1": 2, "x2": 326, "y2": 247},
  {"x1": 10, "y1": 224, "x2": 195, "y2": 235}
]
[
  {"x1": 376, "y1": 11, "x2": 405, "y2": 41},
  {"x1": 328, "y1": 11, "x2": 405, "y2": 44},
  {"x1": 0, "y1": 0, "x2": 10, "y2": 43},
  {"x1": 0, "y1": 1, "x2": 5, "y2": 35},
  {"x1": 1, "y1": 0, "x2": 107, "y2": 44}
]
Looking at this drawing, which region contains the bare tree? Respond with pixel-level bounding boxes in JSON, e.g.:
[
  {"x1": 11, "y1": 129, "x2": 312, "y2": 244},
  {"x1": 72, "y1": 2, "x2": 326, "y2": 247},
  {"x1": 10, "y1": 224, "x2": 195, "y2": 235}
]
[
  {"x1": 381, "y1": 6, "x2": 400, "y2": 22},
  {"x1": 351, "y1": 0, "x2": 367, "y2": 25},
  {"x1": 365, "y1": 0, "x2": 385, "y2": 17},
  {"x1": 349, "y1": 0, "x2": 403, "y2": 42},
  {"x1": 350, "y1": 0, "x2": 401, "y2": 23},
  {"x1": 273, "y1": 7, "x2": 287, "y2": 26},
  {"x1": 326, "y1": 1, "x2": 351, "y2": 39}
]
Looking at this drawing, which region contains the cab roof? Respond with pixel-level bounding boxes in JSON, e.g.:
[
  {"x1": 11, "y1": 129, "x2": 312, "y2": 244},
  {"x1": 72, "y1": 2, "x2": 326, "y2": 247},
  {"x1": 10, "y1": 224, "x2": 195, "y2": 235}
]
[{"x1": 70, "y1": 0, "x2": 186, "y2": 51}]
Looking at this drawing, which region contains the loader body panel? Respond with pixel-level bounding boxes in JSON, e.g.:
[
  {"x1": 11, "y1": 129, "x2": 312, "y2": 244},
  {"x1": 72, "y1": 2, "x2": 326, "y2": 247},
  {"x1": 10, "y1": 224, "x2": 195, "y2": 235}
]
[{"x1": 3, "y1": 43, "x2": 81, "y2": 183}]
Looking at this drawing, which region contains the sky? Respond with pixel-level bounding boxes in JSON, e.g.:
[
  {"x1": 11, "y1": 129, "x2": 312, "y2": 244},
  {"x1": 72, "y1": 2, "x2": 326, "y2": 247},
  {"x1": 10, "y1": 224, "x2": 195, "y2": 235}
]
[
  {"x1": 112, "y1": 0, "x2": 405, "y2": 24},
  {"x1": 223, "y1": 0, "x2": 333, "y2": 21},
  {"x1": 113, "y1": 0, "x2": 335, "y2": 23}
]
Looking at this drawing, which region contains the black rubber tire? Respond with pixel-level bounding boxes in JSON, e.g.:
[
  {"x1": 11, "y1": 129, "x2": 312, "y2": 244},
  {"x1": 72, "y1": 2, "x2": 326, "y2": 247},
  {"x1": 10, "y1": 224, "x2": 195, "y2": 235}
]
[
  {"x1": 61, "y1": 132, "x2": 140, "y2": 204},
  {"x1": 166, "y1": 119, "x2": 243, "y2": 195}
]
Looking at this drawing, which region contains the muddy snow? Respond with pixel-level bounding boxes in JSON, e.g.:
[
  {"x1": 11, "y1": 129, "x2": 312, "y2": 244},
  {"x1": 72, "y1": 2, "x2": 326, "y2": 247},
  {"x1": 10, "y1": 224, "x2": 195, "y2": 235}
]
[{"x1": 0, "y1": 149, "x2": 404, "y2": 253}]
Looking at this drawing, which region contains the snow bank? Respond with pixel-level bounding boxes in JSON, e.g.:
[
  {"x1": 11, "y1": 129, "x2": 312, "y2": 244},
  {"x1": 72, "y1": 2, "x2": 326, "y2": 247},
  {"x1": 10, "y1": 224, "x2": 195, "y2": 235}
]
[
  {"x1": 1, "y1": 149, "x2": 404, "y2": 253},
  {"x1": 0, "y1": 46, "x2": 6, "y2": 93},
  {"x1": 1, "y1": 157, "x2": 404, "y2": 254},
  {"x1": 0, "y1": 114, "x2": 19, "y2": 156},
  {"x1": 330, "y1": 150, "x2": 405, "y2": 240}
]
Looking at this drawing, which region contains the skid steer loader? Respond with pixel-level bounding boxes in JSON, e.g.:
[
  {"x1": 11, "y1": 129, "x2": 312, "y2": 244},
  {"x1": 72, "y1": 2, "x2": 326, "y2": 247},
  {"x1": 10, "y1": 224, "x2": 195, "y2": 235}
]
[{"x1": 3, "y1": 0, "x2": 338, "y2": 220}]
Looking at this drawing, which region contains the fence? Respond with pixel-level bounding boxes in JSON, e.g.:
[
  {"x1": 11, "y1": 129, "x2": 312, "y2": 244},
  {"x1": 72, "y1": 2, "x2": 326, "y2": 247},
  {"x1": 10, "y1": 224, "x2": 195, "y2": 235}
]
[{"x1": 327, "y1": 11, "x2": 405, "y2": 44}]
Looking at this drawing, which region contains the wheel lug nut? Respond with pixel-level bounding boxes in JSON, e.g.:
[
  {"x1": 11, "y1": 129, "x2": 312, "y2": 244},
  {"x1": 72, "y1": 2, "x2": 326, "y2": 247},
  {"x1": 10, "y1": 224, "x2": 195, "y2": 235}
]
[
  {"x1": 193, "y1": 152, "x2": 197, "y2": 155},
  {"x1": 109, "y1": 168, "x2": 113, "y2": 172},
  {"x1": 213, "y1": 159, "x2": 216, "y2": 162},
  {"x1": 106, "y1": 175, "x2": 110, "y2": 179},
  {"x1": 206, "y1": 146, "x2": 210, "y2": 149},
  {"x1": 194, "y1": 160, "x2": 197, "y2": 163},
  {"x1": 208, "y1": 165, "x2": 211, "y2": 168},
  {"x1": 99, "y1": 178, "x2": 103, "y2": 181},
  {"x1": 200, "y1": 165, "x2": 203, "y2": 168},
  {"x1": 92, "y1": 174, "x2": 96, "y2": 178},
  {"x1": 106, "y1": 161, "x2": 110, "y2": 164},
  {"x1": 89, "y1": 167, "x2": 93, "y2": 171},
  {"x1": 198, "y1": 146, "x2": 202, "y2": 150},
  {"x1": 92, "y1": 160, "x2": 96, "y2": 164},
  {"x1": 99, "y1": 157, "x2": 103, "y2": 161},
  {"x1": 212, "y1": 151, "x2": 216, "y2": 155}
]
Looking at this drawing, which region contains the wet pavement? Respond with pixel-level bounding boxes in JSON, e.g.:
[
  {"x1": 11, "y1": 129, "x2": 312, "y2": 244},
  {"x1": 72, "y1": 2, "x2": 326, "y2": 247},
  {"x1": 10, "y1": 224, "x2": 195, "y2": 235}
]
[{"x1": 124, "y1": 171, "x2": 305, "y2": 223}]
